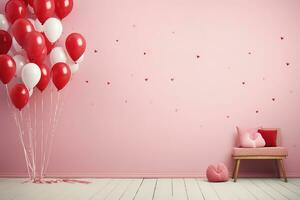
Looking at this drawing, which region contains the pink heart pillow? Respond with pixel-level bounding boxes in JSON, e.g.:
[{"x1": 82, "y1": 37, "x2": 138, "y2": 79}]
[
  {"x1": 236, "y1": 127, "x2": 265, "y2": 148},
  {"x1": 206, "y1": 163, "x2": 229, "y2": 182}
]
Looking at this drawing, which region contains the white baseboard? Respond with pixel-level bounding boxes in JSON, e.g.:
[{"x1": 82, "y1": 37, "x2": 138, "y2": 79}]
[{"x1": 0, "y1": 171, "x2": 300, "y2": 178}]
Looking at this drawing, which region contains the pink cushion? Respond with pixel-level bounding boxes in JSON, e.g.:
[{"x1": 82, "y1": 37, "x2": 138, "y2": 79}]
[
  {"x1": 233, "y1": 147, "x2": 288, "y2": 157},
  {"x1": 206, "y1": 163, "x2": 229, "y2": 182},
  {"x1": 236, "y1": 126, "x2": 265, "y2": 148}
]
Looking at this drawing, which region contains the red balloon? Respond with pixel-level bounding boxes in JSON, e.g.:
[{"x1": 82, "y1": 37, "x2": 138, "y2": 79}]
[
  {"x1": 55, "y1": 0, "x2": 73, "y2": 19},
  {"x1": 28, "y1": 46, "x2": 47, "y2": 65},
  {"x1": 20, "y1": 0, "x2": 28, "y2": 6},
  {"x1": 33, "y1": 0, "x2": 55, "y2": 24},
  {"x1": 11, "y1": 18, "x2": 34, "y2": 48},
  {"x1": 0, "y1": 54, "x2": 16, "y2": 84},
  {"x1": 28, "y1": 0, "x2": 34, "y2": 6},
  {"x1": 36, "y1": 63, "x2": 51, "y2": 92},
  {"x1": 41, "y1": 32, "x2": 55, "y2": 54},
  {"x1": 0, "y1": 30, "x2": 12, "y2": 54},
  {"x1": 24, "y1": 31, "x2": 47, "y2": 65},
  {"x1": 52, "y1": 62, "x2": 71, "y2": 91},
  {"x1": 65, "y1": 33, "x2": 86, "y2": 62},
  {"x1": 10, "y1": 83, "x2": 29, "y2": 110},
  {"x1": 5, "y1": 0, "x2": 27, "y2": 24}
]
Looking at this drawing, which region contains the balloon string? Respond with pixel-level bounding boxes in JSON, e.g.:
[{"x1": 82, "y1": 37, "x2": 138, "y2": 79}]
[
  {"x1": 34, "y1": 93, "x2": 37, "y2": 177},
  {"x1": 23, "y1": 107, "x2": 35, "y2": 180},
  {"x1": 27, "y1": 103, "x2": 36, "y2": 179},
  {"x1": 20, "y1": 111, "x2": 33, "y2": 172},
  {"x1": 40, "y1": 92, "x2": 44, "y2": 179},
  {"x1": 14, "y1": 110, "x2": 32, "y2": 180},
  {"x1": 6, "y1": 85, "x2": 32, "y2": 180},
  {"x1": 41, "y1": 83, "x2": 54, "y2": 178},
  {"x1": 5, "y1": 85, "x2": 12, "y2": 110},
  {"x1": 53, "y1": 92, "x2": 64, "y2": 131},
  {"x1": 44, "y1": 91, "x2": 61, "y2": 174},
  {"x1": 44, "y1": 85, "x2": 69, "y2": 175}
]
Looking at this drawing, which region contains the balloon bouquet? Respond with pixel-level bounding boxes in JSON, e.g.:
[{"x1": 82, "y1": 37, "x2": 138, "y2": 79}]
[{"x1": 0, "y1": 0, "x2": 86, "y2": 183}]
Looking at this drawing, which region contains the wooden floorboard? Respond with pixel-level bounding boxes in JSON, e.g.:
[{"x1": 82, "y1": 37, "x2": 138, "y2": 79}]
[
  {"x1": 133, "y1": 179, "x2": 157, "y2": 200},
  {"x1": 172, "y1": 178, "x2": 188, "y2": 200},
  {"x1": 120, "y1": 179, "x2": 143, "y2": 200},
  {"x1": 263, "y1": 179, "x2": 300, "y2": 200},
  {"x1": 184, "y1": 179, "x2": 205, "y2": 200},
  {"x1": 239, "y1": 178, "x2": 273, "y2": 200},
  {"x1": 153, "y1": 179, "x2": 172, "y2": 200},
  {"x1": 0, "y1": 178, "x2": 299, "y2": 200},
  {"x1": 251, "y1": 179, "x2": 289, "y2": 200},
  {"x1": 196, "y1": 179, "x2": 220, "y2": 200}
]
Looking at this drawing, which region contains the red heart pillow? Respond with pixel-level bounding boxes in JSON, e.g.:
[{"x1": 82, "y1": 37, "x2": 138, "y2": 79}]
[{"x1": 258, "y1": 129, "x2": 277, "y2": 147}]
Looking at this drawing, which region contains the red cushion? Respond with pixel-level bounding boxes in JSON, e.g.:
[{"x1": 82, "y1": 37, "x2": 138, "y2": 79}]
[{"x1": 258, "y1": 129, "x2": 277, "y2": 147}]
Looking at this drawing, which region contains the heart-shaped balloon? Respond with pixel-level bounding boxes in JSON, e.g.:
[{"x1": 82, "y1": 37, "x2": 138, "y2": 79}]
[
  {"x1": 21, "y1": 63, "x2": 41, "y2": 90},
  {"x1": 10, "y1": 83, "x2": 29, "y2": 110},
  {"x1": 43, "y1": 18, "x2": 62, "y2": 43},
  {"x1": 0, "y1": 54, "x2": 16, "y2": 84},
  {"x1": 0, "y1": 30, "x2": 12, "y2": 54},
  {"x1": 65, "y1": 33, "x2": 86, "y2": 62},
  {"x1": 52, "y1": 62, "x2": 71, "y2": 90},
  {"x1": 5, "y1": 0, "x2": 27, "y2": 24},
  {"x1": 55, "y1": 0, "x2": 73, "y2": 19},
  {"x1": 12, "y1": 18, "x2": 35, "y2": 47}
]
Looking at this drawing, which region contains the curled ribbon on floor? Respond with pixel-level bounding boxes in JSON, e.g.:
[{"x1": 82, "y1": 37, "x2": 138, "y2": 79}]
[{"x1": 23, "y1": 178, "x2": 91, "y2": 184}]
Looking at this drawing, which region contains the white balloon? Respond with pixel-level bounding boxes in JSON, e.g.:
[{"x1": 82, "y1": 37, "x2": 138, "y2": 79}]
[
  {"x1": 13, "y1": 55, "x2": 28, "y2": 77},
  {"x1": 43, "y1": 18, "x2": 62, "y2": 43},
  {"x1": 12, "y1": 37, "x2": 23, "y2": 52},
  {"x1": 69, "y1": 63, "x2": 80, "y2": 74},
  {"x1": 76, "y1": 54, "x2": 85, "y2": 63},
  {"x1": 29, "y1": 88, "x2": 33, "y2": 97},
  {"x1": 34, "y1": 19, "x2": 43, "y2": 32},
  {"x1": 50, "y1": 47, "x2": 67, "y2": 66},
  {"x1": 22, "y1": 63, "x2": 41, "y2": 90},
  {"x1": 0, "y1": 14, "x2": 9, "y2": 31},
  {"x1": 7, "y1": 50, "x2": 13, "y2": 56}
]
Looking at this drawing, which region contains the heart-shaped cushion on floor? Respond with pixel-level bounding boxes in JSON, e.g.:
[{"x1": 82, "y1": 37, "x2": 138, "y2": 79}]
[{"x1": 206, "y1": 163, "x2": 229, "y2": 182}]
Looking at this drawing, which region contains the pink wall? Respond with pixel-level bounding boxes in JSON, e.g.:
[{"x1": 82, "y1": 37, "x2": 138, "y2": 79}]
[{"x1": 1, "y1": 0, "x2": 300, "y2": 177}]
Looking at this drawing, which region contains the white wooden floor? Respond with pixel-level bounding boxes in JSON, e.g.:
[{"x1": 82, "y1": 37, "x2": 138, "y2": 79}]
[{"x1": 0, "y1": 178, "x2": 300, "y2": 200}]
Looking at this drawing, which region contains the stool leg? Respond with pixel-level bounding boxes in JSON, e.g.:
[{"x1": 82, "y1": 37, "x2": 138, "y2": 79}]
[
  {"x1": 232, "y1": 160, "x2": 237, "y2": 178},
  {"x1": 233, "y1": 159, "x2": 240, "y2": 182},
  {"x1": 276, "y1": 159, "x2": 283, "y2": 178},
  {"x1": 279, "y1": 159, "x2": 288, "y2": 182}
]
